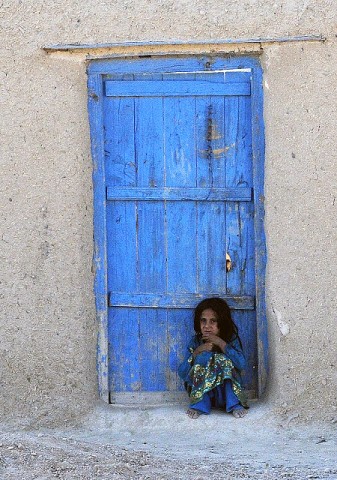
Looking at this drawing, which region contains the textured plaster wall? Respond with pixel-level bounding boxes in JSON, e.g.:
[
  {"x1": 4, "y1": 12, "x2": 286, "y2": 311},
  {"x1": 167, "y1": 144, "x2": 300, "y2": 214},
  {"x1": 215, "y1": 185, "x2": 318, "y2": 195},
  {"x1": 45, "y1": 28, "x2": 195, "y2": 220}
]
[
  {"x1": 263, "y1": 40, "x2": 337, "y2": 421},
  {"x1": 0, "y1": 0, "x2": 336, "y2": 426}
]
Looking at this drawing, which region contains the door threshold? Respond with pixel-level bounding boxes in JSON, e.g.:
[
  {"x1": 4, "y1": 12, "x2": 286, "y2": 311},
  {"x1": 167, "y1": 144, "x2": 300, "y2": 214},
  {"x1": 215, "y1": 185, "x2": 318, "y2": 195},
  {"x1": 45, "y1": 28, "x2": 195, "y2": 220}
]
[
  {"x1": 109, "y1": 391, "x2": 187, "y2": 407},
  {"x1": 109, "y1": 390, "x2": 257, "y2": 407}
]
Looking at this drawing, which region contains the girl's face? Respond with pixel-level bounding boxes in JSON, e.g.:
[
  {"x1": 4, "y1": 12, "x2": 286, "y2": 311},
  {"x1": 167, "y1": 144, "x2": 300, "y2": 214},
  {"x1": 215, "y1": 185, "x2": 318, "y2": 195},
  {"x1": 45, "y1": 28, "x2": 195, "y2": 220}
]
[{"x1": 200, "y1": 308, "x2": 220, "y2": 337}]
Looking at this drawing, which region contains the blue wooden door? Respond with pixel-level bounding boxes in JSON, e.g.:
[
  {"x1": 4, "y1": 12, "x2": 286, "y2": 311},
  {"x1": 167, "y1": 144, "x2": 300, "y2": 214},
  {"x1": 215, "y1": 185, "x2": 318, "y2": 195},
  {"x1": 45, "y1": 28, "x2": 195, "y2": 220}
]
[{"x1": 94, "y1": 61, "x2": 264, "y2": 401}]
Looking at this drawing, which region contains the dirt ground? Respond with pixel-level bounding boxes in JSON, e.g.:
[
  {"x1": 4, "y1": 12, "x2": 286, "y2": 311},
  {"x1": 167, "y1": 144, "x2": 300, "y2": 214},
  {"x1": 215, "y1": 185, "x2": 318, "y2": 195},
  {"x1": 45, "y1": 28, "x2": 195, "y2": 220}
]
[{"x1": 0, "y1": 403, "x2": 336, "y2": 479}]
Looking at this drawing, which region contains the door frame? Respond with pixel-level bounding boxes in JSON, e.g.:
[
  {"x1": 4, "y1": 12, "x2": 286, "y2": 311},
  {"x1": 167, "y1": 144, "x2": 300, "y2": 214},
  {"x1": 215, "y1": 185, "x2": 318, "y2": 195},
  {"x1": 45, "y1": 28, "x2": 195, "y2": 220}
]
[{"x1": 87, "y1": 54, "x2": 267, "y2": 403}]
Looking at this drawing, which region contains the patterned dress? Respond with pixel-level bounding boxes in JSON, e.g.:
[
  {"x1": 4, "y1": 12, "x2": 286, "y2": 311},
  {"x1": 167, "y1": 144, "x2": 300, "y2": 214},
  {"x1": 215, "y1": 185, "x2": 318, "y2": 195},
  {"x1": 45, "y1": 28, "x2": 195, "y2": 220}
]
[{"x1": 178, "y1": 335, "x2": 248, "y2": 411}]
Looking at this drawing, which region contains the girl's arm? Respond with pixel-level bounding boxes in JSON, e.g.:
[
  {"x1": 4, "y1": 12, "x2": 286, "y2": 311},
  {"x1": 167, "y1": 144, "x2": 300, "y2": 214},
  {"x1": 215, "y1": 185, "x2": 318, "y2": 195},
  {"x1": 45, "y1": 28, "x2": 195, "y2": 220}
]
[
  {"x1": 178, "y1": 337, "x2": 199, "y2": 382},
  {"x1": 202, "y1": 334, "x2": 246, "y2": 371},
  {"x1": 223, "y1": 337, "x2": 246, "y2": 371}
]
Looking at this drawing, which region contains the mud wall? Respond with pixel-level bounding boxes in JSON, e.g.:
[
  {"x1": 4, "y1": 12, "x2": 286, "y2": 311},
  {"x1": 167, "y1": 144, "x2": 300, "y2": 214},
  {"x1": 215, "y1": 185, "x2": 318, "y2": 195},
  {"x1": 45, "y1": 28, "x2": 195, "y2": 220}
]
[{"x1": 0, "y1": 1, "x2": 336, "y2": 426}]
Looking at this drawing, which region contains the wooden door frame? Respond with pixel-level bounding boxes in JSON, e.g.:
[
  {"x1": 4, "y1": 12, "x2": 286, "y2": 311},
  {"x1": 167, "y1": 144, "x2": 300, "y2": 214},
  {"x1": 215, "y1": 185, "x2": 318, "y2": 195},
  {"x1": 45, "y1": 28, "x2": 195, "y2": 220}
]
[{"x1": 87, "y1": 54, "x2": 267, "y2": 403}]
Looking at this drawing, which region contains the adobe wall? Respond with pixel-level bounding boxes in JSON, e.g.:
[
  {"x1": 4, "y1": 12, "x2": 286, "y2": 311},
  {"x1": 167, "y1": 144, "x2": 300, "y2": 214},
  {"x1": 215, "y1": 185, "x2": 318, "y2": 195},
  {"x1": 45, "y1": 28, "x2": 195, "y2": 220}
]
[{"x1": 0, "y1": 0, "x2": 336, "y2": 426}]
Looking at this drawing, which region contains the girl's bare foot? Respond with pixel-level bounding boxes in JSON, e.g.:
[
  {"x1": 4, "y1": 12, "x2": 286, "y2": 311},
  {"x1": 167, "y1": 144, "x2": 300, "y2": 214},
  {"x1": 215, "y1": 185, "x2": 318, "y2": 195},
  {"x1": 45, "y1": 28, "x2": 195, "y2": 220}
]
[
  {"x1": 232, "y1": 408, "x2": 247, "y2": 418},
  {"x1": 187, "y1": 408, "x2": 202, "y2": 419}
]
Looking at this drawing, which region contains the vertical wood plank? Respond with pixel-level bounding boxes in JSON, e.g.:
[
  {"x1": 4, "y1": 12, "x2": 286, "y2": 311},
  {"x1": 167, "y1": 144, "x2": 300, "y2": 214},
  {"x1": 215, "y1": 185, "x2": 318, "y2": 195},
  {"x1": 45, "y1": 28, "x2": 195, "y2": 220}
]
[
  {"x1": 88, "y1": 72, "x2": 109, "y2": 401},
  {"x1": 139, "y1": 309, "x2": 168, "y2": 391},
  {"x1": 103, "y1": 94, "x2": 137, "y2": 187},
  {"x1": 108, "y1": 308, "x2": 141, "y2": 391},
  {"x1": 251, "y1": 63, "x2": 268, "y2": 396},
  {"x1": 104, "y1": 75, "x2": 139, "y2": 395},
  {"x1": 166, "y1": 201, "x2": 197, "y2": 293},
  {"x1": 231, "y1": 310, "x2": 257, "y2": 392},
  {"x1": 195, "y1": 79, "x2": 227, "y2": 293},
  {"x1": 238, "y1": 201, "x2": 256, "y2": 295},
  {"x1": 237, "y1": 96, "x2": 255, "y2": 295},
  {"x1": 222, "y1": 90, "x2": 257, "y2": 393},
  {"x1": 225, "y1": 96, "x2": 254, "y2": 295},
  {"x1": 195, "y1": 75, "x2": 226, "y2": 189},
  {"x1": 106, "y1": 201, "x2": 137, "y2": 293},
  {"x1": 197, "y1": 201, "x2": 227, "y2": 294},
  {"x1": 135, "y1": 93, "x2": 166, "y2": 293},
  {"x1": 164, "y1": 86, "x2": 197, "y2": 294},
  {"x1": 133, "y1": 82, "x2": 167, "y2": 390},
  {"x1": 135, "y1": 94, "x2": 164, "y2": 188},
  {"x1": 164, "y1": 93, "x2": 196, "y2": 187},
  {"x1": 137, "y1": 201, "x2": 166, "y2": 293}
]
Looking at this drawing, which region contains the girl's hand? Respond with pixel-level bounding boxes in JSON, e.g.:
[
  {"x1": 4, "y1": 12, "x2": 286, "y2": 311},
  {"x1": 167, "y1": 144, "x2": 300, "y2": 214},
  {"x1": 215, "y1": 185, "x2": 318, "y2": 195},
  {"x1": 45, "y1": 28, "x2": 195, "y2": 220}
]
[
  {"x1": 202, "y1": 334, "x2": 226, "y2": 352},
  {"x1": 192, "y1": 342, "x2": 213, "y2": 357}
]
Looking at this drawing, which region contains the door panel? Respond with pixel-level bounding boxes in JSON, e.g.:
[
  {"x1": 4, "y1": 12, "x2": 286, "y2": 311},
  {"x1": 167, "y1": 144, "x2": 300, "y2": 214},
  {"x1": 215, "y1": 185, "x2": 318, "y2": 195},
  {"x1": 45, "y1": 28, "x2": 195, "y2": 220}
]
[
  {"x1": 197, "y1": 201, "x2": 227, "y2": 293},
  {"x1": 139, "y1": 309, "x2": 168, "y2": 391},
  {"x1": 137, "y1": 201, "x2": 166, "y2": 293},
  {"x1": 166, "y1": 201, "x2": 197, "y2": 293},
  {"x1": 108, "y1": 308, "x2": 141, "y2": 392},
  {"x1": 135, "y1": 96, "x2": 164, "y2": 187},
  {"x1": 103, "y1": 69, "x2": 258, "y2": 397}
]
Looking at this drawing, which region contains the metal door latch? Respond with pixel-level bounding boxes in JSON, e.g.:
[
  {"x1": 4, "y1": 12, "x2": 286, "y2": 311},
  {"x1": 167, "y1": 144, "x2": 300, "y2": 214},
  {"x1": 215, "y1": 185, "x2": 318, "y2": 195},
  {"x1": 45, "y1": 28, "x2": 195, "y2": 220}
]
[{"x1": 226, "y1": 253, "x2": 232, "y2": 272}]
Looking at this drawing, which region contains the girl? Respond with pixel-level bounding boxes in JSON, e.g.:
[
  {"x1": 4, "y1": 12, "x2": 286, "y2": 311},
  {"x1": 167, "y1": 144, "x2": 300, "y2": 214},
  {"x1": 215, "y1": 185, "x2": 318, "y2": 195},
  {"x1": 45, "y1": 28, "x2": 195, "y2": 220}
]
[{"x1": 178, "y1": 297, "x2": 248, "y2": 419}]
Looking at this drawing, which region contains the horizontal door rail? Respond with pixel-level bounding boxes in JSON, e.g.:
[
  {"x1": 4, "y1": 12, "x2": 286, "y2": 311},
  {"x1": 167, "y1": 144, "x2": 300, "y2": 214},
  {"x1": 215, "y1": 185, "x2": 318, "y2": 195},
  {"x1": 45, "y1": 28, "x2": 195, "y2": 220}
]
[
  {"x1": 106, "y1": 187, "x2": 252, "y2": 202},
  {"x1": 105, "y1": 80, "x2": 251, "y2": 97},
  {"x1": 109, "y1": 293, "x2": 255, "y2": 310}
]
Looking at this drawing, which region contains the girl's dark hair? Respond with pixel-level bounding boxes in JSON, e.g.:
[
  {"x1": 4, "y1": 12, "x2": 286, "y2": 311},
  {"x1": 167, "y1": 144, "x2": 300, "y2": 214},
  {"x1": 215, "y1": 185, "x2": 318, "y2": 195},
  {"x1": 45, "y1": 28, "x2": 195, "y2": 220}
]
[{"x1": 194, "y1": 297, "x2": 241, "y2": 345}]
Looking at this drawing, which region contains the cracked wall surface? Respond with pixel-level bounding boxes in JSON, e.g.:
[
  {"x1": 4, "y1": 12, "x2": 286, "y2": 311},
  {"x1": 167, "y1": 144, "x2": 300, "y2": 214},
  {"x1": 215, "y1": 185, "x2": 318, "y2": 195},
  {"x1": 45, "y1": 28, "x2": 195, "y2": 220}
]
[{"x1": 0, "y1": 0, "x2": 336, "y2": 426}]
